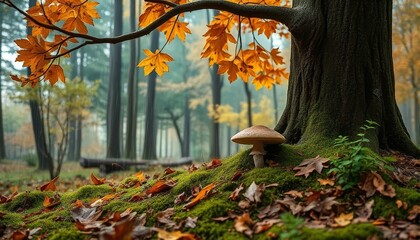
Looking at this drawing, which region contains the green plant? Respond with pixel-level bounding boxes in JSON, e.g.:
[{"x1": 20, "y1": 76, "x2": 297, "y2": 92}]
[
  {"x1": 279, "y1": 213, "x2": 304, "y2": 240},
  {"x1": 328, "y1": 120, "x2": 388, "y2": 190},
  {"x1": 22, "y1": 153, "x2": 38, "y2": 167}
]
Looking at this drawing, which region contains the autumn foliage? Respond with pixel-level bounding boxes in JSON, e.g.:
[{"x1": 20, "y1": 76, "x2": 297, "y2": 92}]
[{"x1": 9, "y1": 0, "x2": 290, "y2": 89}]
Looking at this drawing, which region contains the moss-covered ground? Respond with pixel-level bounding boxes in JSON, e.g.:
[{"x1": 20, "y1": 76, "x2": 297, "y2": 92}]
[{"x1": 0, "y1": 144, "x2": 419, "y2": 239}]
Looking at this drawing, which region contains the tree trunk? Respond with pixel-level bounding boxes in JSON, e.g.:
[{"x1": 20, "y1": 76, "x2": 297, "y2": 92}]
[
  {"x1": 182, "y1": 94, "x2": 190, "y2": 157},
  {"x1": 275, "y1": 0, "x2": 420, "y2": 157},
  {"x1": 142, "y1": 30, "x2": 159, "y2": 160},
  {"x1": 0, "y1": 8, "x2": 6, "y2": 159},
  {"x1": 243, "y1": 81, "x2": 252, "y2": 127},
  {"x1": 75, "y1": 49, "x2": 85, "y2": 161},
  {"x1": 67, "y1": 50, "x2": 78, "y2": 161},
  {"x1": 106, "y1": 0, "x2": 123, "y2": 158},
  {"x1": 125, "y1": 0, "x2": 138, "y2": 160}
]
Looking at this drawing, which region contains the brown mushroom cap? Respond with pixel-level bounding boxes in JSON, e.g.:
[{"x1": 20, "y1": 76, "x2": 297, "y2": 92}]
[{"x1": 231, "y1": 125, "x2": 286, "y2": 145}]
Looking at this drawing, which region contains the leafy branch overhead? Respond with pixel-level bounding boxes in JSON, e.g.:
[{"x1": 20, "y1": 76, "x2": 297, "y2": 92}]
[{"x1": 4, "y1": 0, "x2": 291, "y2": 89}]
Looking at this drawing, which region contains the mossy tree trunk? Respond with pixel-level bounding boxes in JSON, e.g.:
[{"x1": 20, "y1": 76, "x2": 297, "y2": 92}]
[{"x1": 275, "y1": 0, "x2": 420, "y2": 157}]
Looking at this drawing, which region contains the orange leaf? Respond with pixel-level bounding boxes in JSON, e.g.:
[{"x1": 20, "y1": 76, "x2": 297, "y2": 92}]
[
  {"x1": 146, "y1": 179, "x2": 177, "y2": 195},
  {"x1": 45, "y1": 64, "x2": 65, "y2": 85},
  {"x1": 134, "y1": 171, "x2": 147, "y2": 183},
  {"x1": 40, "y1": 176, "x2": 59, "y2": 192},
  {"x1": 90, "y1": 173, "x2": 106, "y2": 185},
  {"x1": 43, "y1": 195, "x2": 61, "y2": 209},
  {"x1": 317, "y1": 178, "x2": 335, "y2": 186},
  {"x1": 155, "y1": 228, "x2": 196, "y2": 240},
  {"x1": 164, "y1": 167, "x2": 176, "y2": 175},
  {"x1": 158, "y1": 18, "x2": 191, "y2": 42},
  {"x1": 183, "y1": 182, "x2": 216, "y2": 210},
  {"x1": 333, "y1": 212, "x2": 353, "y2": 227},
  {"x1": 138, "y1": 49, "x2": 174, "y2": 76},
  {"x1": 203, "y1": 158, "x2": 222, "y2": 169}
]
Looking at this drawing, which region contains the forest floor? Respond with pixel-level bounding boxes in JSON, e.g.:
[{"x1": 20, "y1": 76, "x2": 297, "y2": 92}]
[{"x1": 0, "y1": 145, "x2": 419, "y2": 239}]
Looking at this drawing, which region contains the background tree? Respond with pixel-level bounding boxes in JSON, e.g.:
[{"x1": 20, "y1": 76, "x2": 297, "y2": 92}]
[{"x1": 2, "y1": 0, "x2": 419, "y2": 158}]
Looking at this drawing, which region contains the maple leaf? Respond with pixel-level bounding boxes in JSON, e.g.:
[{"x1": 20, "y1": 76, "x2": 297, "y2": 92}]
[
  {"x1": 146, "y1": 179, "x2": 177, "y2": 195},
  {"x1": 138, "y1": 3, "x2": 166, "y2": 27},
  {"x1": 158, "y1": 17, "x2": 192, "y2": 42},
  {"x1": 40, "y1": 176, "x2": 59, "y2": 191},
  {"x1": 138, "y1": 49, "x2": 174, "y2": 76},
  {"x1": 45, "y1": 64, "x2": 65, "y2": 85},
  {"x1": 202, "y1": 158, "x2": 222, "y2": 169},
  {"x1": 90, "y1": 172, "x2": 106, "y2": 185},
  {"x1": 218, "y1": 58, "x2": 240, "y2": 83},
  {"x1": 293, "y1": 156, "x2": 330, "y2": 178},
  {"x1": 183, "y1": 182, "x2": 216, "y2": 210},
  {"x1": 317, "y1": 178, "x2": 335, "y2": 186}
]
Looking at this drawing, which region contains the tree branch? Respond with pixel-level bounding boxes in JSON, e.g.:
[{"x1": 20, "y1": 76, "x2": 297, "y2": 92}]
[{"x1": 3, "y1": 0, "x2": 298, "y2": 45}]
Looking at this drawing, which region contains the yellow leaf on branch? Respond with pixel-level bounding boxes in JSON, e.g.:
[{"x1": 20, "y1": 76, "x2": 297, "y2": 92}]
[{"x1": 138, "y1": 49, "x2": 174, "y2": 76}]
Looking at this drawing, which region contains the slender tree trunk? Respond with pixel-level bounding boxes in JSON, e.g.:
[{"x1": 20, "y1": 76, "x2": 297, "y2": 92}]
[
  {"x1": 275, "y1": 0, "x2": 420, "y2": 157},
  {"x1": 125, "y1": 0, "x2": 138, "y2": 159},
  {"x1": 142, "y1": 30, "x2": 159, "y2": 160},
  {"x1": 243, "y1": 81, "x2": 252, "y2": 127},
  {"x1": 75, "y1": 49, "x2": 85, "y2": 160},
  {"x1": 0, "y1": 8, "x2": 6, "y2": 159},
  {"x1": 67, "y1": 50, "x2": 78, "y2": 161},
  {"x1": 106, "y1": 0, "x2": 123, "y2": 158},
  {"x1": 182, "y1": 94, "x2": 190, "y2": 157}
]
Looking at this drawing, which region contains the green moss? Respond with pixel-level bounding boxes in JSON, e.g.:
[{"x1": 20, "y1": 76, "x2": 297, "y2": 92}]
[
  {"x1": 2, "y1": 191, "x2": 46, "y2": 212},
  {"x1": 189, "y1": 221, "x2": 243, "y2": 240},
  {"x1": 373, "y1": 185, "x2": 420, "y2": 219},
  {"x1": 0, "y1": 212, "x2": 24, "y2": 227},
  {"x1": 64, "y1": 184, "x2": 113, "y2": 202},
  {"x1": 300, "y1": 223, "x2": 380, "y2": 240},
  {"x1": 49, "y1": 229, "x2": 85, "y2": 240}
]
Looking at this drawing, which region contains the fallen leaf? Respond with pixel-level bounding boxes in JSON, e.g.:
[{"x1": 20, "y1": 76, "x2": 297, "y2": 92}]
[
  {"x1": 164, "y1": 167, "x2": 176, "y2": 175},
  {"x1": 396, "y1": 200, "x2": 408, "y2": 210},
  {"x1": 317, "y1": 178, "x2": 335, "y2": 186},
  {"x1": 40, "y1": 176, "x2": 59, "y2": 191},
  {"x1": 0, "y1": 191, "x2": 18, "y2": 204},
  {"x1": 243, "y1": 181, "x2": 262, "y2": 203},
  {"x1": 361, "y1": 172, "x2": 396, "y2": 198},
  {"x1": 11, "y1": 229, "x2": 29, "y2": 240},
  {"x1": 71, "y1": 206, "x2": 103, "y2": 225},
  {"x1": 134, "y1": 171, "x2": 147, "y2": 183},
  {"x1": 157, "y1": 208, "x2": 176, "y2": 229},
  {"x1": 202, "y1": 158, "x2": 222, "y2": 169},
  {"x1": 408, "y1": 205, "x2": 420, "y2": 221},
  {"x1": 184, "y1": 217, "x2": 198, "y2": 228},
  {"x1": 43, "y1": 194, "x2": 61, "y2": 209},
  {"x1": 155, "y1": 228, "x2": 196, "y2": 240},
  {"x1": 234, "y1": 212, "x2": 253, "y2": 237},
  {"x1": 231, "y1": 171, "x2": 243, "y2": 181},
  {"x1": 283, "y1": 190, "x2": 303, "y2": 199},
  {"x1": 333, "y1": 212, "x2": 353, "y2": 227},
  {"x1": 229, "y1": 183, "x2": 244, "y2": 201},
  {"x1": 90, "y1": 173, "x2": 106, "y2": 185},
  {"x1": 174, "y1": 192, "x2": 189, "y2": 205},
  {"x1": 257, "y1": 203, "x2": 282, "y2": 219},
  {"x1": 183, "y1": 182, "x2": 216, "y2": 210},
  {"x1": 129, "y1": 193, "x2": 147, "y2": 202},
  {"x1": 254, "y1": 219, "x2": 282, "y2": 234},
  {"x1": 293, "y1": 156, "x2": 329, "y2": 178},
  {"x1": 146, "y1": 179, "x2": 177, "y2": 195},
  {"x1": 187, "y1": 164, "x2": 198, "y2": 172}
]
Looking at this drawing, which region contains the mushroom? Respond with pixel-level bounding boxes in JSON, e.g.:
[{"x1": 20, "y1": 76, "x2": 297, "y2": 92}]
[{"x1": 231, "y1": 125, "x2": 286, "y2": 168}]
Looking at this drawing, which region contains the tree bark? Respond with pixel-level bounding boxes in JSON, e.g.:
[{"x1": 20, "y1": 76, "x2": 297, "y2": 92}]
[
  {"x1": 106, "y1": 0, "x2": 123, "y2": 158},
  {"x1": 75, "y1": 49, "x2": 85, "y2": 161},
  {"x1": 142, "y1": 30, "x2": 159, "y2": 160},
  {"x1": 275, "y1": 0, "x2": 420, "y2": 157},
  {"x1": 243, "y1": 81, "x2": 252, "y2": 127},
  {"x1": 125, "y1": 0, "x2": 139, "y2": 160},
  {"x1": 67, "y1": 50, "x2": 78, "y2": 161},
  {"x1": 0, "y1": 8, "x2": 6, "y2": 159}
]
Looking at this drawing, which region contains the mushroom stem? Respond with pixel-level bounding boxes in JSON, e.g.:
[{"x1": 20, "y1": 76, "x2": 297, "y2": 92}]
[
  {"x1": 250, "y1": 142, "x2": 266, "y2": 168},
  {"x1": 252, "y1": 154, "x2": 265, "y2": 168}
]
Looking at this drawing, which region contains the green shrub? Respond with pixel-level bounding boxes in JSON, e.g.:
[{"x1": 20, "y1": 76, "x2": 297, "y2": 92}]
[{"x1": 22, "y1": 153, "x2": 38, "y2": 167}]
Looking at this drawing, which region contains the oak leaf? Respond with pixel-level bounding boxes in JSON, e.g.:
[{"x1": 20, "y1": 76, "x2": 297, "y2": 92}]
[
  {"x1": 293, "y1": 156, "x2": 330, "y2": 178},
  {"x1": 40, "y1": 176, "x2": 59, "y2": 191},
  {"x1": 138, "y1": 49, "x2": 174, "y2": 76}
]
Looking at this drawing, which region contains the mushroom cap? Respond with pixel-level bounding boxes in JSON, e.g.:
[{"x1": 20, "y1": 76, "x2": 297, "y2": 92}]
[{"x1": 231, "y1": 125, "x2": 286, "y2": 145}]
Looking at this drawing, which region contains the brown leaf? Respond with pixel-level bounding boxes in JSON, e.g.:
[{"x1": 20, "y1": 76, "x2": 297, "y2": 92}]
[
  {"x1": 293, "y1": 156, "x2": 329, "y2": 178},
  {"x1": 129, "y1": 193, "x2": 148, "y2": 202},
  {"x1": 283, "y1": 190, "x2": 303, "y2": 199},
  {"x1": 134, "y1": 171, "x2": 147, "y2": 183},
  {"x1": 317, "y1": 178, "x2": 335, "y2": 186},
  {"x1": 174, "y1": 192, "x2": 190, "y2": 205},
  {"x1": 146, "y1": 179, "x2": 177, "y2": 195},
  {"x1": 257, "y1": 203, "x2": 282, "y2": 219},
  {"x1": 90, "y1": 173, "x2": 106, "y2": 185},
  {"x1": 395, "y1": 200, "x2": 408, "y2": 210},
  {"x1": 408, "y1": 205, "x2": 420, "y2": 221},
  {"x1": 187, "y1": 164, "x2": 198, "y2": 172},
  {"x1": 0, "y1": 212, "x2": 5, "y2": 219},
  {"x1": 234, "y1": 212, "x2": 253, "y2": 237},
  {"x1": 254, "y1": 219, "x2": 282, "y2": 234},
  {"x1": 71, "y1": 206, "x2": 103, "y2": 225},
  {"x1": 0, "y1": 191, "x2": 18, "y2": 204},
  {"x1": 164, "y1": 167, "x2": 176, "y2": 175},
  {"x1": 43, "y1": 194, "x2": 61, "y2": 209},
  {"x1": 183, "y1": 182, "x2": 216, "y2": 210},
  {"x1": 361, "y1": 172, "x2": 396, "y2": 198},
  {"x1": 40, "y1": 176, "x2": 59, "y2": 191},
  {"x1": 243, "y1": 181, "x2": 262, "y2": 203},
  {"x1": 155, "y1": 228, "x2": 196, "y2": 240},
  {"x1": 333, "y1": 212, "x2": 353, "y2": 227},
  {"x1": 229, "y1": 183, "x2": 244, "y2": 201},
  {"x1": 157, "y1": 208, "x2": 176, "y2": 229},
  {"x1": 202, "y1": 158, "x2": 222, "y2": 169},
  {"x1": 184, "y1": 217, "x2": 198, "y2": 229},
  {"x1": 11, "y1": 230, "x2": 29, "y2": 240},
  {"x1": 231, "y1": 171, "x2": 243, "y2": 181}
]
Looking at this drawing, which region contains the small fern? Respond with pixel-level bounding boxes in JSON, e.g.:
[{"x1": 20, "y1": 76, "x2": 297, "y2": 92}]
[{"x1": 328, "y1": 120, "x2": 389, "y2": 190}]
